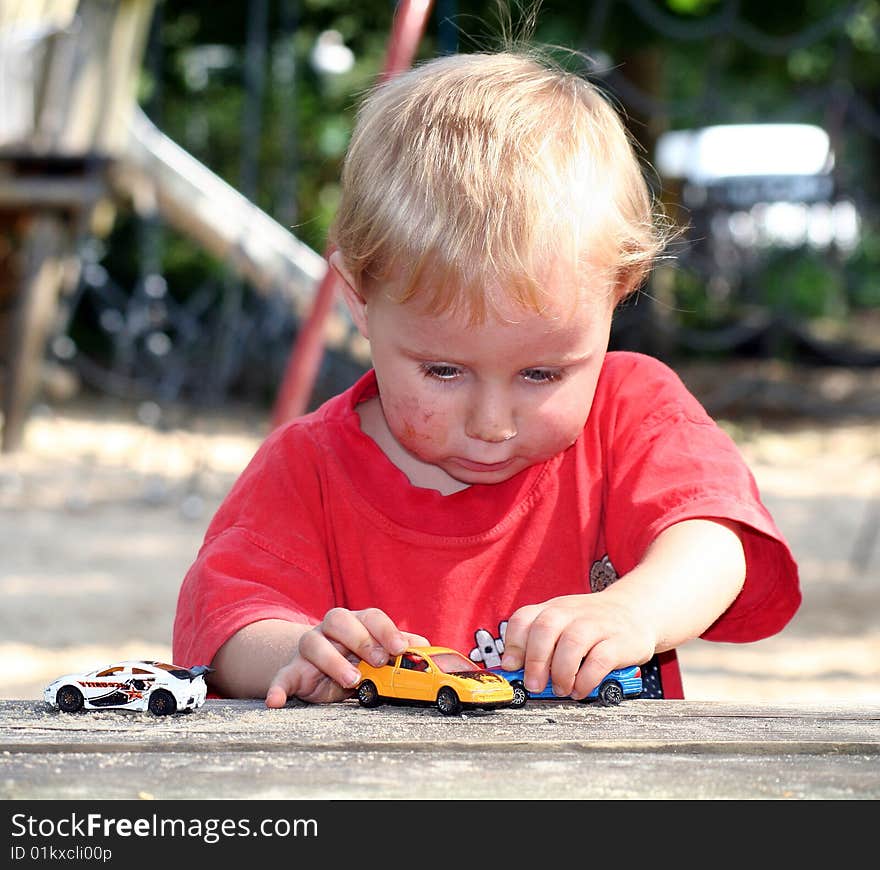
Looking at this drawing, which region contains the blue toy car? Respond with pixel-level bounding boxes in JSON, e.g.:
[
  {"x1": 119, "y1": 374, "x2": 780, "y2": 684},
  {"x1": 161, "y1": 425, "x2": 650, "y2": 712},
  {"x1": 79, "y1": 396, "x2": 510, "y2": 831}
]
[{"x1": 491, "y1": 665, "x2": 642, "y2": 707}]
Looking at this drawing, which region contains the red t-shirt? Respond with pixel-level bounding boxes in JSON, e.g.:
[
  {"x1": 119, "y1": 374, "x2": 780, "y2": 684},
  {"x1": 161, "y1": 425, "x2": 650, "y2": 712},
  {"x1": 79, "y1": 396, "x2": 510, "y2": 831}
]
[{"x1": 172, "y1": 352, "x2": 800, "y2": 698}]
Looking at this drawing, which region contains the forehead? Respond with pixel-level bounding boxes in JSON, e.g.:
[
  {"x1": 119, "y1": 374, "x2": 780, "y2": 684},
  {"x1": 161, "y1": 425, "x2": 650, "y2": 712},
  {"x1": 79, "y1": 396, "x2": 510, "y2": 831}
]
[
  {"x1": 378, "y1": 253, "x2": 616, "y2": 324},
  {"x1": 378, "y1": 286, "x2": 614, "y2": 360}
]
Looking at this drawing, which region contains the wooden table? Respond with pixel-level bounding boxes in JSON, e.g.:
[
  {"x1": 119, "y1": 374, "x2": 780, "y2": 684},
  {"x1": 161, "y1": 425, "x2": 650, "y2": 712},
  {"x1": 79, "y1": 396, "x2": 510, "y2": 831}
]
[{"x1": 1, "y1": 698, "x2": 877, "y2": 800}]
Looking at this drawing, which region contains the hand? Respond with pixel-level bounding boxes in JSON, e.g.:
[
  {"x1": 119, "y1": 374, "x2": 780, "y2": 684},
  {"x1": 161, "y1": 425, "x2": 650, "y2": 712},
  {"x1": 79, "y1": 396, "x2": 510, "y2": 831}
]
[
  {"x1": 499, "y1": 590, "x2": 656, "y2": 701},
  {"x1": 265, "y1": 607, "x2": 428, "y2": 708}
]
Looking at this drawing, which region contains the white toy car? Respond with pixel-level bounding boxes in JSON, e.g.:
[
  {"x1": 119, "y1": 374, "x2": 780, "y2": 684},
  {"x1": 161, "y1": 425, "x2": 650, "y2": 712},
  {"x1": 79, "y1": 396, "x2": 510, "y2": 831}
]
[{"x1": 44, "y1": 660, "x2": 212, "y2": 715}]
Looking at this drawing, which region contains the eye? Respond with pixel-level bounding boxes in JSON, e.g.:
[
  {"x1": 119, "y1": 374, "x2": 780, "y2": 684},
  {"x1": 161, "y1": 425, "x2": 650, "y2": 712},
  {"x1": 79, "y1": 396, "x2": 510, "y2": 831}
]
[
  {"x1": 421, "y1": 363, "x2": 462, "y2": 381},
  {"x1": 520, "y1": 368, "x2": 564, "y2": 384}
]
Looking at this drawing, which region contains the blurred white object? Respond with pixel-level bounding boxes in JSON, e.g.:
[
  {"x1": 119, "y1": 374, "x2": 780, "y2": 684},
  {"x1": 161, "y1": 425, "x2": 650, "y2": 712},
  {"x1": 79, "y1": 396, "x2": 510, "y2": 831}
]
[
  {"x1": 656, "y1": 124, "x2": 833, "y2": 184},
  {"x1": 310, "y1": 30, "x2": 354, "y2": 76},
  {"x1": 655, "y1": 123, "x2": 854, "y2": 249},
  {"x1": 0, "y1": 23, "x2": 53, "y2": 147}
]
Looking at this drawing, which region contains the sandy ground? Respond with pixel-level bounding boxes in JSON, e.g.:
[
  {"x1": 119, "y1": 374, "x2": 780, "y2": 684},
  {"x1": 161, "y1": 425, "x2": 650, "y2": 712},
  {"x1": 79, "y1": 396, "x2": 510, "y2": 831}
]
[{"x1": 1, "y1": 383, "x2": 879, "y2": 705}]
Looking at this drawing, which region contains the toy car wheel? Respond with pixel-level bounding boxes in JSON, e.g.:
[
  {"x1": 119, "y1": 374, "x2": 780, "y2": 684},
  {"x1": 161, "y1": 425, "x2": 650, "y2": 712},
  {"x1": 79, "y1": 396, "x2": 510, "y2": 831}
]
[
  {"x1": 56, "y1": 685, "x2": 84, "y2": 713},
  {"x1": 598, "y1": 681, "x2": 624, "y2": 706},
  {"x1": 148, "y1": 689, "x2": 177, "y2": 716},
  {"x1": 436, "y1": 687, "x2": 461, "y2": 716},
  {"x1": 509, "y1": 681, "x2": 528, "y2": 708},
  {"x1": 357, "y1": 680, "x2": 381, "y2": 708}
]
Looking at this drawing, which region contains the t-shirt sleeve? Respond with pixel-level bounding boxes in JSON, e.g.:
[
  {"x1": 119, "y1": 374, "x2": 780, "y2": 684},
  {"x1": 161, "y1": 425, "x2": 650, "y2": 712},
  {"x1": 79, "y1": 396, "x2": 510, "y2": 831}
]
[
  {"x1": 600, "y1": 355, "x2": 801, "y2": 643},
  {"x1": 172, "y1": 425, "x2": 335, "y2": 668}
]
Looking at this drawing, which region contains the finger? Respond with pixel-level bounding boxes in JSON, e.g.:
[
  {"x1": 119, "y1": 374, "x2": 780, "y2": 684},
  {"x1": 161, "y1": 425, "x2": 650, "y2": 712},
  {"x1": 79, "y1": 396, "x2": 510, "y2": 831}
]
[
  {"x1": 498, "y1": 604, "x2": 542, "y2": 670},
  {"x1": 521, "y1": 611, "x2": 563, "y2": 694},
  {"x1": 571, "y1": 639, "x2": 621, "y2": 701},
  {"x1": 298, "y1": 627, "x2": 365, "y2": 689},
  {"x1": 354, "y1": 608, "x2": 412, "y2": 659},
  {"x1": 265, "y1": 661, "x2": 301, "y2": 708},
  {"x1": 317, "y1": 607, "x2": 395, "y2": 670},
  {"x1": 514, "y1": 602, "x2": 577, "y2": 693},
  {"x1": 549, "y1": 627, "x2": 595, "y2": 698},
  {"x1": 322, "y1": 607, "x2": 409, "y2": 667},
  {"x1": 268, "y1": 649, "x2": 358, "y2": 707},
  {"x1": 402, "y1": 630, "x2": 430, "y2": 647},
  {"x1": 265, "y1": 683, "x2": 289, "y2": 709}
]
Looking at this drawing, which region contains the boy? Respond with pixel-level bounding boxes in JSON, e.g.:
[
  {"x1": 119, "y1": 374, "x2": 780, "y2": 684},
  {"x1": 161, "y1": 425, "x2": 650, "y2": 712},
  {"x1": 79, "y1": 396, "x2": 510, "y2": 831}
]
[{"x1": 173, "y1": 51, "x2": 800, "y2": 705}]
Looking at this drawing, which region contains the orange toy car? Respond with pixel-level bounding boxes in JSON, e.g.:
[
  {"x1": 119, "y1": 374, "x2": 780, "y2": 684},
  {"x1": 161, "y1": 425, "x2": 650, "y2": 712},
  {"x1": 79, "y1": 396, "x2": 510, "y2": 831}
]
[{"x1": 356, "y1": 646, "x2": 514, "y2": 715}]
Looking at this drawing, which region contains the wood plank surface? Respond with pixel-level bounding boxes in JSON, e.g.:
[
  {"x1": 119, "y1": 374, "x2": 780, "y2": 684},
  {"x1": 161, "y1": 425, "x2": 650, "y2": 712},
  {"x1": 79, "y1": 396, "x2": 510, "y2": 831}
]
[{"x1": 2, "y1": 699, "x2": 877, "y2": 800}]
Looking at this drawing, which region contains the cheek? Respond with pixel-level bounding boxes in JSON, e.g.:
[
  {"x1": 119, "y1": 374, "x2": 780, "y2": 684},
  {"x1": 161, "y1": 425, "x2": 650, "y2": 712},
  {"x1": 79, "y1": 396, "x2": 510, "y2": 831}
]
[
  {"x1": 385, "y1": 394, "x2": 451, "y2": 450},
  {"x1": 528, "y1": 388, "x2": 596, "y2": 450},
  {"x1": 531, "y1": 413, "x2": 584, "y2": 451}
]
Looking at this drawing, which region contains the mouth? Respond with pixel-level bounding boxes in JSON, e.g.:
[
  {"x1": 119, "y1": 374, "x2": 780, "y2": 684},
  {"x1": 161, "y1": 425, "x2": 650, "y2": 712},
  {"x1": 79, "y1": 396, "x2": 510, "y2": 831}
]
[{"x1": 451, "y1": 457, "x2": 516, "y2": 473}]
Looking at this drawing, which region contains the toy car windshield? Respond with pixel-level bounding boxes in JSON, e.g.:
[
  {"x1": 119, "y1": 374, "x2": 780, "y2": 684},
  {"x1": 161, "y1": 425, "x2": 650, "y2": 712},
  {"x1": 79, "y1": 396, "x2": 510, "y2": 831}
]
[{"x1": 430, "y1": 651, "x2": 485, "y2": 675}]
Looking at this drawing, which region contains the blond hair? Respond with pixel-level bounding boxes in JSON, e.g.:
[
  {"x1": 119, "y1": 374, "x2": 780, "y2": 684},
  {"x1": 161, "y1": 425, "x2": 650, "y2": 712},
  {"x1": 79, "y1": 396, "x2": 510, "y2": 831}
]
[{"x1": 331, "y1": 50, "x2": 670, "y2": 322}]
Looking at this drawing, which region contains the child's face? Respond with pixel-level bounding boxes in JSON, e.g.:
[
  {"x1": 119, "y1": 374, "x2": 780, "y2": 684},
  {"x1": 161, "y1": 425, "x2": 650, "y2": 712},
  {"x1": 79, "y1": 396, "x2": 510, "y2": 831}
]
[{"x1": 345, "y1": 264, "x2": 616, "y2": 493}]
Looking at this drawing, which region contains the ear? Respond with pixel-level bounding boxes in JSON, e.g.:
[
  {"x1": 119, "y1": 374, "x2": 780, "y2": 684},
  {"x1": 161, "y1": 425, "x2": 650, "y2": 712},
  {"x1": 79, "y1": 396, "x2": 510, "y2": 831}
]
[{"x1": 329, "y1": 249, "x2": 369, "y2": 339}]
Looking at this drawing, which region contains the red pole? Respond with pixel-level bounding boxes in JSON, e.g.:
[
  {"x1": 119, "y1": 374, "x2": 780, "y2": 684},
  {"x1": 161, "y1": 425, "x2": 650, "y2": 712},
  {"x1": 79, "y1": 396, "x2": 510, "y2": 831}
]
[
  {"x1": 380, "y1": 0, "x2": 433, "y2": 81},
  {"x1": 270, "y1": 0, "x2": 434, "y2": 429}
]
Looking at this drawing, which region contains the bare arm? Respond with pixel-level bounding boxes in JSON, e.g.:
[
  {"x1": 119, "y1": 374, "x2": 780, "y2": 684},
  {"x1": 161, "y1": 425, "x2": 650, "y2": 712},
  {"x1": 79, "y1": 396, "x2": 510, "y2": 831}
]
[
  {"x1": 500, "y1": 518, "x2": 747, "y2": 698},
  {"x1": 209, "y1": 619, "x2": 311, "y2": 699},
  {"x1": 606, "y1": 517, "x2": 747, "y2": 653}
]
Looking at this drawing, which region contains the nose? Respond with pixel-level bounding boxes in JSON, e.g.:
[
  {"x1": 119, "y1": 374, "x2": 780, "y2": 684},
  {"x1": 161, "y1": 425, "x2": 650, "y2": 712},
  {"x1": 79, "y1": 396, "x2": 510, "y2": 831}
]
[{"x1": 465, "y1": 387, "x2": 517, "y2": 444}]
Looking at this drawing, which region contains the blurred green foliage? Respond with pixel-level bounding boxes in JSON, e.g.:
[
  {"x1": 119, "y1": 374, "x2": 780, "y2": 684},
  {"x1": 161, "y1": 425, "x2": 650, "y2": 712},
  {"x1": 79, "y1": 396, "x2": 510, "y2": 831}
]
[
  {"x1": 762, "y1": 250, "x2": 848, "y2": 320},
  {"x1": 849, "y1": 229, "x2": 880, "y2": 309}
]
